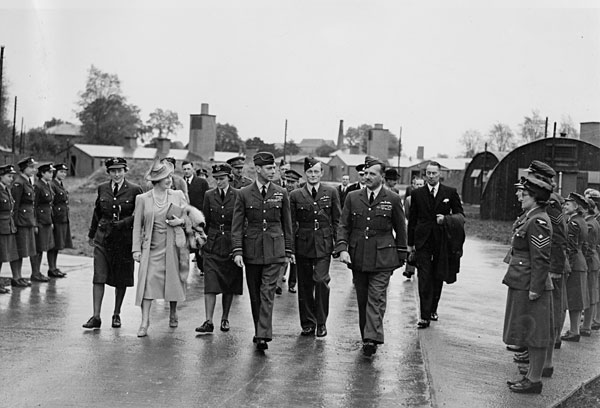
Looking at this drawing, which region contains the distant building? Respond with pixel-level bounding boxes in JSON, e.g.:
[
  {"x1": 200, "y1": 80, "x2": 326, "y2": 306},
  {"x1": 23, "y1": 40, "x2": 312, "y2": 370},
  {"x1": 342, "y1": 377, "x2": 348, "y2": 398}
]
[
  {"x1": 298, "y1": 138, "x2": 335, "y2": 155},
  {"x1": 462, "y1": 151, "x2": 506, "y2": 205}
]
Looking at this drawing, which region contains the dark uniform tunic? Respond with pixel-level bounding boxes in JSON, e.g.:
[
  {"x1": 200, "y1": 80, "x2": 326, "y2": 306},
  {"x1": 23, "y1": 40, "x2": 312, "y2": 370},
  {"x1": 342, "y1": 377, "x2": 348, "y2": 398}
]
[
  {"x1": 565, "y1": 213, "x2": 589, "y2": 311},
  {"x1": 231, "y1": 174, "x2": 253, "y2": 190},
  {"x1": 502, "y1": 206, "x2": 554, "y2": 348},
  {"x1": 51, "y1": 179, "x2": 73, "y2": 250},
  {"x1": 33, "y1": 178, "x2": 55, "y2": 252},
  {"x1": 290, "y1": 184, "x2": 341, "y2": 330},
  {"x1": 202, "y1": 186, "x2": 242, "y2": 294},
  {"x1": 336, "y1": 187, "x2": 407, "y2": 344},
  {"x1": 231, "y1": 182, "x2": 293, "y2": 342},
  {"x1": 584, "y1": 215, "x2": 600, "y2": 305},
  {"x1": 546, "y1": 193, "x2": 567, "y2": 331},
  {"x1": 0, "y1": 183, "x2": 18, "y2": 262},
  {"x1": 88, "y1": 180, "x2": 143, "y2": 287},
  {"x1": 11, "y1": 173, "x2": 37, "y2": 258}
]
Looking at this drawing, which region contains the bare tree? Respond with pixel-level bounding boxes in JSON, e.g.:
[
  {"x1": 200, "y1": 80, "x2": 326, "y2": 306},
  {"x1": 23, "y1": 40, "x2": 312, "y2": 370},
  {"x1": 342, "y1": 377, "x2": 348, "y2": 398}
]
[
  {"x1": 519, "y1": 109, "x2": 545, "y2": 143},
  {"x1": 488, "y1": 123, "x2": 515, "y2": 152},
  {"x1": 459, "y1": 129, "x2": 484, "y2": 157},
  {"x1": 559, "y1": 115, "x2": 579, "y2": 138}
]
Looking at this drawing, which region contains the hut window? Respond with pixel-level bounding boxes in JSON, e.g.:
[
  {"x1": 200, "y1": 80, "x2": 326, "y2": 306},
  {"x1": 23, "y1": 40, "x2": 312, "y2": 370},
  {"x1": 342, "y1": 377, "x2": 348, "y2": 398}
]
[
  {"x1": 470, "y1": 169, "x2": 481, "y2": 178},
  {"x1": 589, "y1": 171, "x2": 600, "y2": 184}
]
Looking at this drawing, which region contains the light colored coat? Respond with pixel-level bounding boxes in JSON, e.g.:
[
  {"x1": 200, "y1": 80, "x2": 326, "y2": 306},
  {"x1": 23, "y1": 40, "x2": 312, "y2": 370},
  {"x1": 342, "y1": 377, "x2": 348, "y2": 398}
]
[{"x1": 132, "y1": 189, "x2": 189, "y2": 306}]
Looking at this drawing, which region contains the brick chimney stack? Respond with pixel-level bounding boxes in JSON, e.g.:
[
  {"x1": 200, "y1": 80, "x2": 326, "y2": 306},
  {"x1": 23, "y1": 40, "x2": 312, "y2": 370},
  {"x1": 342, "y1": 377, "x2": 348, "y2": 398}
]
[
  {"x1": 337, "y1": 120, "x2": 344, "y2": 149},
  {"x1": 417, "y1": 146, "x2": 424, "y2": 160},
  {"x1": 123, "y1": 135, "x2": 137, "y2": 150},
  {"x1": 155, "y1": 137, "x2": 171, "y2": 157},
  {"x1": 189, "y1": 103, "x2": 217, "y2": 160},
  {"x1": 366, "y1": 123, "x2": 390, "y2": 160}
]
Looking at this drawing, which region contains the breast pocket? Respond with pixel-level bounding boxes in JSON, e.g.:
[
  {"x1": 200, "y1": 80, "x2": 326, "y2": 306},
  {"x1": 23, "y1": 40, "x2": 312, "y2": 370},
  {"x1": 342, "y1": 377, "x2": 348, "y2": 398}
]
[{"x1": 267, "y1": 201, "x2": 282, "y2": 220}]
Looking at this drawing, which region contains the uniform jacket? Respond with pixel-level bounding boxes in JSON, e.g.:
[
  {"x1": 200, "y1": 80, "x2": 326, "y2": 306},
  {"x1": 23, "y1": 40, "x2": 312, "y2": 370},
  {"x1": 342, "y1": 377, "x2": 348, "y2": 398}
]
[
  {"x1": 346, "y1": 182, "x2": 363, "y2": 195},
  {"x1": 546, "y1": 193, "x2": 567, "y2": 275},
  {"x1": 0, "y1": 184, "x2": 16, "y2": 235},
  {"x1": 502, "y1": 206, "x2": 554, "y2": 294},
  {"x1": 566, "y1": 213, "x2": 588, "y2": 273},
  {"x1": 51, "y1": 179, "x2": 70, "y2": 224},
  {"x1": 34, "y1": 178, "x2": 54, "y2": 226},
  {"x1": 584, "y1": 214, "x2": 600, "y2": 273},
  {"x1": 231, "y1": 174, "x2": 253, "y2": 190},
  {"x1": 202, "y1": 186, "x2": 239, "y2": 258},
  {"x1": 185, "y1": 175, "x2": 209, "y2": 209},
  {"x1": 231, "y1": 182, "x2": 293, "y2": 264},
  {"x1": 11, "y1": 173, "x2": 36, "y2": 227},
  {"x1": 88, "y1": 180, "x2": 143, "y2": 249},
  {"x1": 290, "y1": 184, "x2": 341, "y2": 259},
  {"x1": 335, "y1": 187, "x2": 407, "y2": 272},
  {"x1": 337, "y1": 185, "x2": 349, "y2": 208},
  {"x1": 407, "y1": 183, "x2": 464, "y2": 249}
]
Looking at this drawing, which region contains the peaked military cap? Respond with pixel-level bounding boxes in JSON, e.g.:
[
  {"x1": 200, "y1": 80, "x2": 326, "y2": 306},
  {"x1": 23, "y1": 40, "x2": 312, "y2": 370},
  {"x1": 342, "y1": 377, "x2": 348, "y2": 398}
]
[
  {"x1": 105, "y1": 157, "x2": 128, "y2": 170},
  {"x1": 284, "y1": 169, "x2": 302, "y2": 181},
  {"x1": 518, "y1": 175, "x2": 552, "y2": 201},
  {"x1": 0, "y1": 164, "x2": 17, "y2": 176},
  {"x1": 384, "y1": 168, "x2": 399, "y2": 180},
  {"x1": 17, "y1": 156, "x2": 37, "y2": 170},
  {"x1": 304, "y1": 157, "x2": 320, "y2": 171},
  {"x1": 53, "y1": 163, "x2": 68, "y2": 172},
  {"x1": 226, "y1": 156, "x2": 246, "y2": 168},
  {"x1": 212, "y1": 163, "x2": 232, "y2": 177},
  {"x1": 253, "y1": 152, "x2": 275, "y2": 166},
  {"x1": 356, "y1": 164, "x2": 365, "y2": 173},
  {"x1": 527, "y1": 160, "x2": 556, "y2": 179},
  {"x1": 565, "y1": 192, "x2": 588, "y2": 209},
  {"x1": 37, "y1": 163, "x2": 55, "y2": 174},
  {"x1": 364, "y1": 155, "x2": 386, "y2": 170}
]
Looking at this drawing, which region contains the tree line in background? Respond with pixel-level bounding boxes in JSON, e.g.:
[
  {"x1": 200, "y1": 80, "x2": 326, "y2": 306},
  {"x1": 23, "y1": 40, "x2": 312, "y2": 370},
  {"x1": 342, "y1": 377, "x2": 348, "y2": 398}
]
[{"x1": 459, "y1": 110, "x2": 580, "y2": 157}]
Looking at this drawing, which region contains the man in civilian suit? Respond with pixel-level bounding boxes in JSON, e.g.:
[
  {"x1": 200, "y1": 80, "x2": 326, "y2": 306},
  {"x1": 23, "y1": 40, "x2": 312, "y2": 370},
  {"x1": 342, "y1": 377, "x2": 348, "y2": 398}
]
[
  {"x1": 337, "y1": 175, "x2": 350, "y2": 208},
  {"x1": 232, "y1": 152, "x2": 293, "y2": 351},
  {"x1": 183, "y1": 160, "x2": 209, "y2": 273},
  {"x1": 407, "y1": 161, "x2": 464, "y2": 329}
]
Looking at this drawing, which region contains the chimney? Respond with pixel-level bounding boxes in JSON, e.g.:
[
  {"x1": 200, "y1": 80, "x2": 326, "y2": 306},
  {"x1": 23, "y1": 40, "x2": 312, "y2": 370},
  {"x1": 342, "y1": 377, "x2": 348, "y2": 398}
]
[
  {"x1": 201, "y1": 103, "x2": 209, "y2": 115},
  {"x1": 155, "y1": 137, "x2": 171, "y2": 157},
  {"x1": 366, "y1": 123, "x2": 390, "y2": 160},
  {"x1": 417, "y1": 146, "x2": 424, "y2": 160},
  {"x1": 123, "y1": 135, "x2": 137, "y2": 150},
  {"x1": 337, "y1": 120, "x2": 344, "y2": 149},
  {"x1": 189, "y1": 103, "x2": 217, "y2": 160}
]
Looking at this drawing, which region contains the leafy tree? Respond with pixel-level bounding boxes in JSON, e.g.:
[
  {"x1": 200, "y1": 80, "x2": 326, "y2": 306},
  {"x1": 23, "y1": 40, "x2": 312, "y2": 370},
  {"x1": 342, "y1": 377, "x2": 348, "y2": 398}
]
[
  {"x1": 146, "y1": 108, "x2": 181, "y2": 139},
  {"x1": 559, "y1": 115, "x2": 579, "y2": 138},
  {"x1": 519, "y1": 109, "x2": 545, "y2": 143},
  {"x1": 315, "y1": 143, "x2": 337, "y2": 157},
  {"x1": 23, "y1": 127, "x2": 62, "y2": 159},
  {"x1": 459, "y1": 129, "x2": 484, "y2": 158},
  {"x1": 245, "y1": 137, "x2": 272, "y2": 152},
  {"x1": 345, "y1": 124, "x2": 372, "y2": 153},
  {"x1": 0, "y1": 76, "x2": 11, "y2": 147},
  {"x1": 284, "y1": 139, "x2": 301, "y2": 156},
  {"x1": 388, "y1": 133, "x2": 400, "y2": 157},
  {"x1": 43, "y1": 117, "x2": 66, "y2": 129},
  {"x1": 487, "y1": 123, "x2": 515, "y2": 152},
  {"x1": 216, "y1": 123, "x2": 244, "y2": 152},
  {"x1": 76, "y1": 65, "x2": 142, "y2": 145}
]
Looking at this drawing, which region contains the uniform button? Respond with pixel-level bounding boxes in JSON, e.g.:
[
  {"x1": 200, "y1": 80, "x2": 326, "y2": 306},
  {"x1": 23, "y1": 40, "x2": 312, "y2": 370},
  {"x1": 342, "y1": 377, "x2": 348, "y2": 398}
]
[
  {"x1": 113, "y1": 205, "x2": 116, "y2": 208},
  {"x1": 263, "y1": 210, "x2": 266, "y2": 213},
  {"x1": 368, "y1": 208, "x2": 372, "y2": 211},
  {"x1": 114, "y1": 197, "x2": 117, "y2": 200},
  {"x1": 367, "y1": 217, "x2": 370, "y2": 221}
]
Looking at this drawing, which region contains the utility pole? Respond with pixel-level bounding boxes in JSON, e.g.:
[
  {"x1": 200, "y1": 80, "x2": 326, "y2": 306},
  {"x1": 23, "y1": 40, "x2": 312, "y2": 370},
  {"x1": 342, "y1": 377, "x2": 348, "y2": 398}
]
[
  {"x1": 11, "y1": 96, "x2": 17, "y2": 153},
  {"x1": 283, "y1": 119, "x2": 288, "y2": 163},
  {"x1": 0, "y1": 46, "x2": 4, "y2": 122},
  {"x1": 397, "y1": 126, "x2": 402, "y2": 169},
  {"x1": 19, "y1": 117, "x2": 24, "y2": 154}
]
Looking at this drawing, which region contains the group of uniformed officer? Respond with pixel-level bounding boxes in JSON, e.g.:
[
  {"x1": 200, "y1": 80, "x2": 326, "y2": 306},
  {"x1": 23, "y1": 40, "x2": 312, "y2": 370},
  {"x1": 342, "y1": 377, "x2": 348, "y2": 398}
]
[{"x1": 0, "y1": 157, "x2": 73, "y2": 294}]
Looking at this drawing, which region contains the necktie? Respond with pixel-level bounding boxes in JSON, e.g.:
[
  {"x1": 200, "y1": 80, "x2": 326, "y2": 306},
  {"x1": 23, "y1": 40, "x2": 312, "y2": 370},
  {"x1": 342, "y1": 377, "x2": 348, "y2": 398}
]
[
  {"x1": 261, "y1": 186, "x2": 266, "y2": 198},
  {"x1": 369, "y1": 191, "x2": 374, "y2": 204},
  {"x1": 186, "y1": 177, "x2": 191, "y2": 185},
  {"x1": 430, "y1": 187, "x2": 435, "y2": 198},
  {"x1": 220, "y1": 189, "x2": 225, "y2": 201},
  {"x1": 311, "y1": 187, "x2": 317, "y2": 200},
  {"x1": 113, "y1": 183, "x2": 118, "y2": 196}
]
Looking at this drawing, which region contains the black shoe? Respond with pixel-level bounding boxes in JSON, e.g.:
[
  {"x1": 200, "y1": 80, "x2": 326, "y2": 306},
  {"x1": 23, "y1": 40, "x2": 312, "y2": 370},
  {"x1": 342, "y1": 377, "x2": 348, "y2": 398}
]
[
  {"x1": 112, "y1": 315, "x2": 121, "y2": 328},
  {"x1": 195, "y1": 320, "x2": 214, "y2": 333},
  {"x1": 11, "y1": 278, "x2": 28, "y2": 288},
  {"x1": 402, "y1": 270, "x2": 413, "y2": 279},
  {"x1": 256, "y1": 339, "x2": 268, "y2": 351},
  {"x1": 513, "y1": 353, "x2": 529, "y2": 364},
  {"x1": 515, "y1": 350, "x2": 529, "y2": 358},
  {"x1": 317, "y1": 324, "x2": 327, "y2": 337},
  {"x1": 48, "y1": 269, "x2": 66, "y2": 278},
  {"x1": 509, "y1": 378, "x2": 542, "y2": 394},
  {"x1": 288, "y1": 286, "x2": 296, "y2": 293},
  {"x1": 580, "y1": 328, "x2": 592, "y2": 337},
  {"x1": 507, "y1": 376, "x2": 527, "y2": 386},
  {"x1": 518, "y1": 365, "x2": 529, "y2": 375},
  {"x1": 561, "y1": 331, "x2": 580, "y2": 342},
  {"x1": 220, "y1": 320, "x2": 230, "y2": 332},
  {"x1": 542, "y1": 367, "x2": 554, "y2": 378},
  {"x1": 275, "y1": 287, "x2": 283, "y2": 295},
  {"x1": 591, "y1": 323, "x2": 600, "y2": 330},
  {"x1": 554, "y1": 341, "x2": 561, "y2": 349},
  {"x1": 417, "y1": 319, "x2": 430, "y2": 329},
  {"x1": 0, "y1": 285, "x2": 10, "y2": 294},
  {"x1": 430, "y1": 313, "x2": 438, "y2": 321},
  {"x1": 506, "y1": 345, "x2": 527, "y2": 353},
  {"x1": 301, "y1": 327, "x2": 315, "y2": 336},
  {"x1": 19, "y1": 278, "x2": 32, "y2": 287},
  {"x1": 362, "y1": 342, "x2": 377, "y2": 356},
  {"x1": 30, "y1": 274, "x2": 50, "y2": 282},
  {"x1": 83, "y1": 316, "x2": 101, "y2": 329}
]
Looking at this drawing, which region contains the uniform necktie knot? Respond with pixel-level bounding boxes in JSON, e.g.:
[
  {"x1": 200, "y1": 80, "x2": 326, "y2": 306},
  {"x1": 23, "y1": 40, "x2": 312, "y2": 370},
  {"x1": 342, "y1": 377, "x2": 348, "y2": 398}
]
[
  {"x1": 113, "y1": 183, "x2": 119, "y2": 196},
  {"x1": 220, "y1": 189, "x2": 225, "y2": 201},
  {"x1": 311, "y1": 187, "x2": 317, "y2": 200},
  {"x1": 369, "y1": 191, "x2": 374, "y2": 204},
  {"x1": 261, "y1": 185, "x2": 266, "y2": 198}
]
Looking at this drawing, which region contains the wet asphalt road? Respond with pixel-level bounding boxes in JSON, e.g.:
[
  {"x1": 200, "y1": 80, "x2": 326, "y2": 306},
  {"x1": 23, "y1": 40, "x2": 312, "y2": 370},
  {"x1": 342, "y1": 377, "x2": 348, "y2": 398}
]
[{"x1": 0, "y1": 256, "x2": 429, "y2": 408}]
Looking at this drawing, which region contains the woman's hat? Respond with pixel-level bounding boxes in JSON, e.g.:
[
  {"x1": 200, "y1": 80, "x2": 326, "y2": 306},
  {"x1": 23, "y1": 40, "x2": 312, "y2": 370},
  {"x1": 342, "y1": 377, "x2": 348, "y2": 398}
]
[
  {"x1": 37, "y1": 163, "x2": 55, "y2": 174},
  {"x1": 212, "y1": 163, "x2": 232, "y2": 177},
  {"x1": 517, "y1": 175, "x2": 552, "y2": 201},
  {"x1": 105, "y1": 157, "x2": 127, "y2": 170},
  {"x1": 0, "y1": 164, "x2": 17, "y2": 176},
  {"x1": 145, "y1": 157, "x2": 174, "y2": 181},
  {"x1": 565, "y1": 192, "x2": 588, "y2": 210}
]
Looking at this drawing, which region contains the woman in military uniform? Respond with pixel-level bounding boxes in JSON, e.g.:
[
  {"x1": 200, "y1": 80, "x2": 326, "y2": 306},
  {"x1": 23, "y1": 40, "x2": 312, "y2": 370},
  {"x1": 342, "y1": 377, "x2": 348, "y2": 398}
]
[
  {"x1": 503, "y1": 176, "x2": 554, "y2": 394},
  {"x1": 581, "y1": 198, "x2": 600, "y2": 336},
  {"x1": 0, "y1": 164, "x2": 20, "y2": 293},
  {"x1": 195, "y1": 163, "x2": 242, "y2": 334},
  {"x1": 83, "y1": 158, "x2": 143, "y2": 330},
  {"x1": 32, "y1": 163, "x2": 55, "y2": 280},
  {"x1": 47, "y1": 164, "x2": 72, "y2": 277},
  {"x1": 561, "y1": 192, "x2": 589, "y2": 342}
]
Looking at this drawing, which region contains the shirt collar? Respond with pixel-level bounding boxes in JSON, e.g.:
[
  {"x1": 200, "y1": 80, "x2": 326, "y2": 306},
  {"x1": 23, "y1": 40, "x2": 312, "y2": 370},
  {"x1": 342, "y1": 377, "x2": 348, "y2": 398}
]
[
  {"x1": 306, "y1": 183, "x2": 320, "y2": 193},
  {"x1": 185, "y1": 174, "x2": 194, "y2": 181},
  {"x1": 220, "y1": 185, "x2": 229, "y2": 195},
  {"x1": 112, "y1": 180, "x2": 124, "y2": 190},
  {"x1": 256, "y1": 180, "x2": 270, "y2": 191},
  {"x1": 429, "y1": 182, "x2": 439, "y2": 192},
  {"x1": 367, "y1": 184, "x2": 383, "y2": 199}
]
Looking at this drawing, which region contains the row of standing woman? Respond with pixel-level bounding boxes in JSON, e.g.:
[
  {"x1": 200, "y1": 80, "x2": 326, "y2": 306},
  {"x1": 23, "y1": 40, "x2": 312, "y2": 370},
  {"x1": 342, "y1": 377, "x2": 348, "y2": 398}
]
[
  {"x1": 0, "y1": 158, "x2": 72, "y2": 294},
  {"x1": 502, "y1": 159, "x2": 600, "y2": 395}
]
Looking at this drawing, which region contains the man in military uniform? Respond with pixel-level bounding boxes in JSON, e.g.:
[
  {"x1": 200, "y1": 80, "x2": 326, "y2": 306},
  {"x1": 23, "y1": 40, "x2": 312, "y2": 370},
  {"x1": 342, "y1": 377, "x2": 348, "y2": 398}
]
[
  {"x1": 83, "y1": 158, "x2": 143, "y2": 330},
  {"x1": 346, "y1": 164, "x2": 365, "y2": 194},
  {"x1": 336, "y1": 156, "x2": 407, "y2": 356},
  {"x1": 231, "y1": 152, "x2": 293, "y2": 351},
  {"x1": 227, "y1": 156, "x2": 253, "y2": 189},
  {"x1": 290, "y1": 157, "x2": 341, "y2": 337},
  {"x1": 282, "y1": 169, "x2": 302, "y2": 293}
]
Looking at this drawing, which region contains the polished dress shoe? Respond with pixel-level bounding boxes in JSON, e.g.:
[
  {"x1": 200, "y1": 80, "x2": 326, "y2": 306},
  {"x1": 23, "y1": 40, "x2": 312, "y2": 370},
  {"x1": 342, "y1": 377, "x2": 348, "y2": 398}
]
[
  {"x1": 506, "y1": 345, "x2": 527, "y2": 353},
  {"x1": 513, "y1": 353, "x2": 529, "y2": 364},
  {"x1": 430, "y1": 313, "x2": 438, "y2": 321},
  {"x1": 301, "y1": 327, "x2": 315, "y2": 336},
  {"x1": 591, "y1": 322, "x2": 600, "y2": 330},
  {"x1": 507, "y1": 376, "x2": 527, "y2": 386},
  {"x1": 195, "y1": 320, "x2": 214, "y2": 333},
  {"x1": 514, "y1": 350, "x2": 528, "y2": 358},
  {"x1": 82, "y1": 316, "x2": 101, "y2": 329},
  {"x1": 275, "y1": 286, "x2": 283, "y2": 295},
  {"x1": 417, "y1": 319, "x2": 430, "y2": 329},
  {"x1": 561, "y1": 331, "x2": 580, "y2": 342},
  {"x1": 316, "y1": 324, "x2": 327, "y2": 337},
  {"x1": 580, "y1": 328, "x2": 591, "y2": 337},
  {"x1": 112, "y1": 314, "x2": 121, "y2": 328},
  {"x1": 402, "y1": 270, "x2": 413, "y2": 279},
  {"x1": 48, "y1": 269, "x2": 66, "y2": 278},
  {"x1": 554, "y1": 341, "x2": 562, "y2": 349},
  {"x1": 288, "y1": 286, "x2": 296, "y2": 293},
  {"x1": 220, "y1": 320, "x2": 230, "y2": 332},
  {"x1": 362, "y1": 342, "x2": 377, "y2": 356},
  {"x1": 0, "y1": 285, "x2": 10, "y2": 294},
  {"x1": 30, "y1": 274, "x2": 50, "y2": 282},
  {"x1": 11, "y1": 278, "x2": 29, "y2": 288},
  {"x1": 256, "y1": 339, "x2": 268, "y2": 350},
  {"x1": 137, "y1": 326, "x2": 148, "y2": 337},
  {"x1": 20, "y1": 278, "x2": 31, "y2": 286},
  {"x1": 509, "y1": 378, "x2": 542, "y2": 394},
  {"x1": 169, "y1": 315, "x2": 178, "y2": 328}
]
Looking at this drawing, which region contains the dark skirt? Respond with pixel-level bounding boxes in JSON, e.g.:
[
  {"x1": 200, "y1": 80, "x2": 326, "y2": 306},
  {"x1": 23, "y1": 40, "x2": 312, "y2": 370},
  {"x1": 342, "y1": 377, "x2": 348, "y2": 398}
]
[
  {"x1": 588, "y1": 270, "x2": 599, "y2": 305},
  {"x1": 16, "y1": 227, "x2": 36, "y2": 258},
  {"x1": 52, "y1": 222, "x2": 73, "y2": 250},
  {"x1": 503, "y1": 288, "x2": 554, "y2": 348},
  {"x1": 565, "y1": 271, "x2": 589, "y2": 311},
  {"x1": 203, "y1": 252, "x2": 243, "y2": 295},
  {"x1": 551, "y1": 277, "x2": 566, "y2": 332},
  {"x1": 35, "y1": 224, "x2": 55, "y2": 252},
  {"x1": 93, "y1": 245, "x2": 134, "y2": 288},
  {"x1": 0, "y1": 234, "x2": 19, "y2": 262}
]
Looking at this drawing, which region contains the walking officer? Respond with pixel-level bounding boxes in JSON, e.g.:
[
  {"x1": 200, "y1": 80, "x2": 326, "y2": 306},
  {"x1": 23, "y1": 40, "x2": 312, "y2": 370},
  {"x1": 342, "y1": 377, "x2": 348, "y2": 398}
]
[
  {"x1": 83, "y1": 158, "x2": 143, "y2": 330},
  {"x1": 290, "y1": 157, "x2": 341, "y2": 337},
  {"x1": 227, "y1": 156, "x2": 253, "y2": 189},
  {"x1": 231, "y1": 152, "x2": 293, "y2": 351}
]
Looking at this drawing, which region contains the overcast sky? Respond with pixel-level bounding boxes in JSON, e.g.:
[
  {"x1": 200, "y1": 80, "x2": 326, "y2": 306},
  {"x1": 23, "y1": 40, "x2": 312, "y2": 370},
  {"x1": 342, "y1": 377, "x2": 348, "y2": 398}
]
[{"x1": 0, "y1": 0, "x2": 599, "y2": 158}]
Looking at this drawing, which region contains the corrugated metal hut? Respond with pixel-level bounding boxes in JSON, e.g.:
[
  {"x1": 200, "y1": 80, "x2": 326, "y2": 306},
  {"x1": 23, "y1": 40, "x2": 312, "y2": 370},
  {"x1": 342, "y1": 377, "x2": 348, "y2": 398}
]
[
  {"x1": 462, "y1": 151, "x2": 507, "y2": 204},
  {"x1": 481, "y1": 137, "x2": 600, "y2": 221}
]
